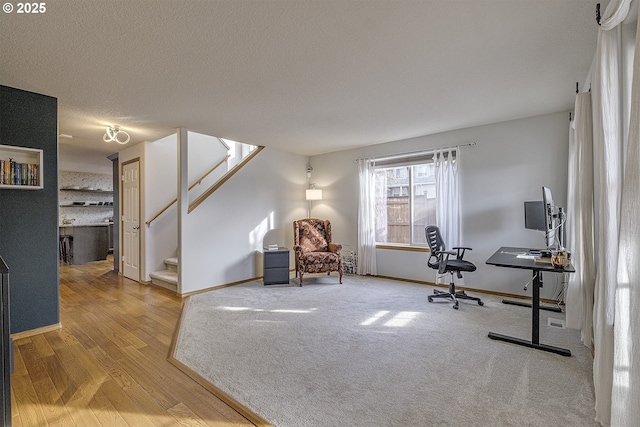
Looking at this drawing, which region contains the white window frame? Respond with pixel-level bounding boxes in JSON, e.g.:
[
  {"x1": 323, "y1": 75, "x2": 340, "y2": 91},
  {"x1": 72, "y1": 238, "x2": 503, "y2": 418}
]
[{"x1": 374, "y1": 161, "x2": 436, "y2": 247}]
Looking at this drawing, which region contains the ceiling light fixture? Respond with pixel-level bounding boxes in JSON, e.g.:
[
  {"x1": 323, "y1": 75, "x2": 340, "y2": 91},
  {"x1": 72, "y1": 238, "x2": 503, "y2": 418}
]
[{"x1": 103, "y1": 125, "x2": 130, "y2": 145}]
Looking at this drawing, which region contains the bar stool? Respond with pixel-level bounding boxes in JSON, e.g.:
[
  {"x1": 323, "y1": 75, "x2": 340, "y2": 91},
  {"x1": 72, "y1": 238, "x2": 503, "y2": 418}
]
[
  {"x1": 59, "y1": 235, "x2": 73, "y2": 264},
  {"x1": 59, "y1": 235, "x2": 66, "y2": 261}
]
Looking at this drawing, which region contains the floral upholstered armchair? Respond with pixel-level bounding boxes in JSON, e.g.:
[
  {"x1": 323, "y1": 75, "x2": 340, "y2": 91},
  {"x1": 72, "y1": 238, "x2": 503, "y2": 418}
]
[{"x1": 293, "y1": 219, "x2": 343, "y2": 286}]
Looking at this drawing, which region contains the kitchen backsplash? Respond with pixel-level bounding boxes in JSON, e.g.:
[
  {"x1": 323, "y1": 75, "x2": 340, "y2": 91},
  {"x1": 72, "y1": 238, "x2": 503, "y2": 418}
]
[{"x1": 59, "y1": 171, "x2": 114, "y2": 225}]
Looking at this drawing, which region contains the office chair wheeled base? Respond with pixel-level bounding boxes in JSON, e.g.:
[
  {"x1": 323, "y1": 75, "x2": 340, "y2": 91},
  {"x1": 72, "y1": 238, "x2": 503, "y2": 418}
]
[{"x1": 428, "y1": 283, "x2": 484, "y2": 310}]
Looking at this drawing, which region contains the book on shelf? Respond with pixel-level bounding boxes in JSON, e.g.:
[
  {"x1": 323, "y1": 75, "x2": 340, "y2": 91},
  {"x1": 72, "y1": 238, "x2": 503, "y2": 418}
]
[
  {"x1": 0, "y1": 158, "x2": 39, "y2": 186},
  {"x1": 266, "y1": 244, "x2": 280, "y2": 251},
  {"x1": 3, "y1": 160, "x2": 9, "y2": 184}
]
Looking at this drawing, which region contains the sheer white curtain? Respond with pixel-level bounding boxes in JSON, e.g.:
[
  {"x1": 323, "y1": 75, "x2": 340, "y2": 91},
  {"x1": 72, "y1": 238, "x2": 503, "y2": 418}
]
[
  {"x1": 434, "y1": 148, "x2": 460, "y2": 249},
  {"x1": 612, "y1": 4, "x2": 640, "y2": 425},
  {"x1": 566, "y1": 1, "x2": 637, "y2": 425},
  {"x1": 566, "y1": 93, "x2": 596, "y2": 349},
  {"x1": 590, "y1": 1, "x2": 632, "y2": 424},
  {"x1": 357, "y1": 159, "x2": 377, "y2": 275}
]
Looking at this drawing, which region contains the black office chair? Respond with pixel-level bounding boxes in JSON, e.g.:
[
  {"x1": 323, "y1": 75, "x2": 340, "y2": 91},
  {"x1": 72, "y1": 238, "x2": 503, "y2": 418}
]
[{"x1": 425, "y1": 225, "x2": 483, "y2": 309}]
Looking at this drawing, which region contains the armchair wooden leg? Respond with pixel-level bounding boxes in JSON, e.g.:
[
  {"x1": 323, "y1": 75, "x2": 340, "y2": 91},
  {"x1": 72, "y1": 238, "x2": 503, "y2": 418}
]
[{"x1": 299, "y1": 272, "x2": 304, "y2": 287}]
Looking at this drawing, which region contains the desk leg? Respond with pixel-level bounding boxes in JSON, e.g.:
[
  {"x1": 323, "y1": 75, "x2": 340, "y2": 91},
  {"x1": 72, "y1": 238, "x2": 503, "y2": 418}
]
[
  {"x1": 488, "y1": 270, "x2": 571, "y2": 357},
  {"x1": 532, "y1": 270, "x2": 540, "y2": 345},
  {"x1": 487, "y1": 332, "x2": 571, "y2": 356}
]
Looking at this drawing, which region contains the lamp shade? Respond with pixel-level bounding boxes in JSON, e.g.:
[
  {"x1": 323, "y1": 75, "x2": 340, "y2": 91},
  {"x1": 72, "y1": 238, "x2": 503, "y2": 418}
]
[{"x1": 305, "y1": 189, "x2": 323, "y2": 201}]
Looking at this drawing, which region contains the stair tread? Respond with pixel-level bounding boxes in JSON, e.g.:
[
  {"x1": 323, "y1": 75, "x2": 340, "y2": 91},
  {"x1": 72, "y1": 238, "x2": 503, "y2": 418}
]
[
  {"x1": 149, "y1": 269, "x2": 178, "y2": 283},
  {"x1": 164, "y1": 257, "x2": 178, "y2": 266}
]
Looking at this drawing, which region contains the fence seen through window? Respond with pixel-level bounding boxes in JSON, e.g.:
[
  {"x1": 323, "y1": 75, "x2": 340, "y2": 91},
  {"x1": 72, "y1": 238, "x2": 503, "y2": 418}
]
[{"x1": 375, "y1": 163, "x2": 436, "y2": 245}]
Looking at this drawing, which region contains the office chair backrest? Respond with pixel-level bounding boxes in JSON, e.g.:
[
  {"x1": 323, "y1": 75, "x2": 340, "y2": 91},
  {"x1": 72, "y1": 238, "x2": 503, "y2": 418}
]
[{"x1": 425, "y1": 225, "x2": 445, "y2": 270}]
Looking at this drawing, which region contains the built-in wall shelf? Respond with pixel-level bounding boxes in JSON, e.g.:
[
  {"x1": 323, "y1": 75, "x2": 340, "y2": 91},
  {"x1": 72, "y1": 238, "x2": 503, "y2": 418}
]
[
  {"x1": 61, "y1": 188, "x2": 113, "y2": 194},
  {"x1": 0, "y1": 144, "x2": 43, "y2": 190},
  {"x1": 59, "y1": 187, "x2": 113, "y2": 208},
  {"x1": 60, "y1": 204, "x2": 113, "y2": 208},
  {"x1": 58, "y1": 171, "x2": 114, "y2": 226}
]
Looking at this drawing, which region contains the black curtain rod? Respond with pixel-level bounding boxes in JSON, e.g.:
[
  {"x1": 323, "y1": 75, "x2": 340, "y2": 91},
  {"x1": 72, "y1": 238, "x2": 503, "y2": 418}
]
[{"x1": 353, "y1": 142, "x2": 476, "y2": 163}]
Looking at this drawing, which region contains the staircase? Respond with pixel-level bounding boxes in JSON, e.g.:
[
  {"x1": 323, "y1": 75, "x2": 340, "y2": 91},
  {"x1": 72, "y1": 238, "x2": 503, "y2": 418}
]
[
  {"x1": 149, "y1": 257, "x2": 178, "y2": 292},
  {"x1": 144, "y1": 136, "x2": 264, "y2": 296}
]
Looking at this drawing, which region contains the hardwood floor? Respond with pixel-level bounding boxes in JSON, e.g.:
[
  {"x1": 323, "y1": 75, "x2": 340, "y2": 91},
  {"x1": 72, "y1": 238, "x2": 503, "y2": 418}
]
[{"x1": 11, "y1": 257, "x2": 255, "y2": 427}]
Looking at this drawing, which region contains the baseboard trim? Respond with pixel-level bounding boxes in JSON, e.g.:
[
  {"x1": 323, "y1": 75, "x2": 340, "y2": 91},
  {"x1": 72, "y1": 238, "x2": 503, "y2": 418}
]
[
  {"x1": 180, "y1": 273, "x2": 560, "y2": 305},
  {"x1": 375, "y1": 274, "x2": 562, "y2": 306},
  {"x1": 179, "y1": 276, "x2": 262, "y2": 298},
  {"x1": 11, "y1": 322, "x2": 62, "y2": 340}
]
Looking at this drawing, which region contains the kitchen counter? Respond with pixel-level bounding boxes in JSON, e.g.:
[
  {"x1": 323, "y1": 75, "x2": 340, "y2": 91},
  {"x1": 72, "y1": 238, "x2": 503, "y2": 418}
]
[{"x1": 59, "y1": 224, "x2": 113, "y2": 264}]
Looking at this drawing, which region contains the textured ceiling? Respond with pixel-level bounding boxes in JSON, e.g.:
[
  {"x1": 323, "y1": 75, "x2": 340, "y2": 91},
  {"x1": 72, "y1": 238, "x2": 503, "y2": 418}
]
[{"x1": 1, "y1": 0, "x2": 602, "y2": 171}]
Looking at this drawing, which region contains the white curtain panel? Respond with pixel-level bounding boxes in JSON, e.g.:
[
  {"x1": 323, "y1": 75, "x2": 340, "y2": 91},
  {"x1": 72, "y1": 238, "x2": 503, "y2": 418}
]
[
  {"x1": 434, "y1": 148, "x2": 460, "y2": 249},
  {"x1": 590, "y1": 0, "x2": 632, "y2": 425},
  {"x1": 374, "y1": 169, "x2": 388, "y2": 244},
  {"x1": 356, "y1": 159, "x2": 377, "y2": 276},
  {"x1": 566, "y1": 93, "x2": 596, "y2": 350},
  {"x1": 612, "y1": 4, "x2": 640, "y2": 426}
]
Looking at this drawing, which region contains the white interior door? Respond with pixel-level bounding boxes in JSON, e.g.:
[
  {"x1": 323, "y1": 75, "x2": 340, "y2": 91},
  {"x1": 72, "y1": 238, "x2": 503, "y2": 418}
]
[{"x1": 122, "y1": 160, "x2": 140, "y2": 282}]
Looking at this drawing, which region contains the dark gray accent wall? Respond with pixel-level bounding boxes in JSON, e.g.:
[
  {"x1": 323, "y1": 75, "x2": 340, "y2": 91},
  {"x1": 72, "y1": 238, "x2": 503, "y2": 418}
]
[
  {"x1": 107, "y1": 152, "x2": 120, "y2": 272},
  {"x1": 0, "y1": 85, "x2": 60, "y2": 334}
]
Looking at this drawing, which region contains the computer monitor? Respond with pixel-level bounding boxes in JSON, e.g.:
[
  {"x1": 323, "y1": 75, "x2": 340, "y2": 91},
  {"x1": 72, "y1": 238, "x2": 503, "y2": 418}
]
[
  {"x1": 542, "y1": 186, "x2": 556, "y2": 248},
  {"x1": 524, "y1": 188, "x2": 565, "y2": 250},
  {"x1": 524, "y1": 201, "x2": 546, "y2": 231}
]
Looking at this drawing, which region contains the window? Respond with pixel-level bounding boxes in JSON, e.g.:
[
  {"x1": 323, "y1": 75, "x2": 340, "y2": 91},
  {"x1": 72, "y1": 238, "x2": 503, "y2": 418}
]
[{"x1": 374, "y1": 162, "x2": 436, "y2": 245}]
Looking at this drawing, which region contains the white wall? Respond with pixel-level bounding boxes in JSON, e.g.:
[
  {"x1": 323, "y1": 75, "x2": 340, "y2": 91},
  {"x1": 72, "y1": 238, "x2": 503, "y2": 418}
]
[
  {"x1": 119, "y1": 132, "x2": 307, "y2": 289},
  {"x1": 180, "y1": 146, "x2": 307, "y2": 294},
  {"x1": 187, "y1": 131, "x2": 229, "y2": 204},
  {"x1": 310, "y1": 111, "x2": 570, "y2": 299},
  {"x1": 140, "y1": 132, "x2": 242, "y2": 281},
  {"x1": 144, "y1": 134, "x2": 179, "y2": 278}
]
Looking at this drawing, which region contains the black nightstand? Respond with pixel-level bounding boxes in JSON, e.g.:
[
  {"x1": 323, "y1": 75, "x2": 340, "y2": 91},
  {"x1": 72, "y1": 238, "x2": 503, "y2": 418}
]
[{"x1": 263, "y1": 247, "x2": 290, "y2": 285}]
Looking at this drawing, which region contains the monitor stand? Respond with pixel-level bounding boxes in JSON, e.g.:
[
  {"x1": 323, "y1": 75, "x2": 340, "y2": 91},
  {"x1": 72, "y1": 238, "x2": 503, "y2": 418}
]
[{"x1": 507, "y1": 208, "x2": 565, "y2": 314}]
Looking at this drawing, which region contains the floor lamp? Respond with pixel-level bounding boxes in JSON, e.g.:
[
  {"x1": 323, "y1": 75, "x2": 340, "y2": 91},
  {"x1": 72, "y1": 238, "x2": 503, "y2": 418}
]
[{"x1": 306, "y1": 187, "x2": 322, "y2": 218}]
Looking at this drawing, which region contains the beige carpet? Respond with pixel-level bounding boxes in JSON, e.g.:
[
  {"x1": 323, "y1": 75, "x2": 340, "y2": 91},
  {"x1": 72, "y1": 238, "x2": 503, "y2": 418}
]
[{"x1": 173, "y1": 275, "x2": 596, "y2": 427}]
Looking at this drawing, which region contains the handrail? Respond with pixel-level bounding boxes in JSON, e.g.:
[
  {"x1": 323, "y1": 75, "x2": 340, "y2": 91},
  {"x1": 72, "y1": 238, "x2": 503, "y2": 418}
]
[
  {"x1": 217, "y1": 137, "x2": 230, "y2": 151},
  {"x1": 191, "y1": 155, "x2": 231, "y2": 189},
  {"x1": 189, "y1": 146, "x2": 264, "y2": 213},
  {"x1": 146, "y1": 200, "x2": 175, "y2": 226},
  {"x1": 145, "y1": 154, "x2": 231, "y2": 226}
]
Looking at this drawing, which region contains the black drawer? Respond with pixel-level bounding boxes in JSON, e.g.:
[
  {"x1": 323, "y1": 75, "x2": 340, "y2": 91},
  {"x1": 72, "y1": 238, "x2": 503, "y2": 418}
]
[
  {"x1": 264, "y1": 251, "x2": 289, "y2": 268},
  {"x1": 264, "y1": 268, "x2": 290, "y2": 285}
]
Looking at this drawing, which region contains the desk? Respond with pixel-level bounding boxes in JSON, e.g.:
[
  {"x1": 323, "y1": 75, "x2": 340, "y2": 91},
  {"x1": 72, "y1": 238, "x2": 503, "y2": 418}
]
[{"x1": 486, "y1": 247, "x2": 574, "y2": 357}]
